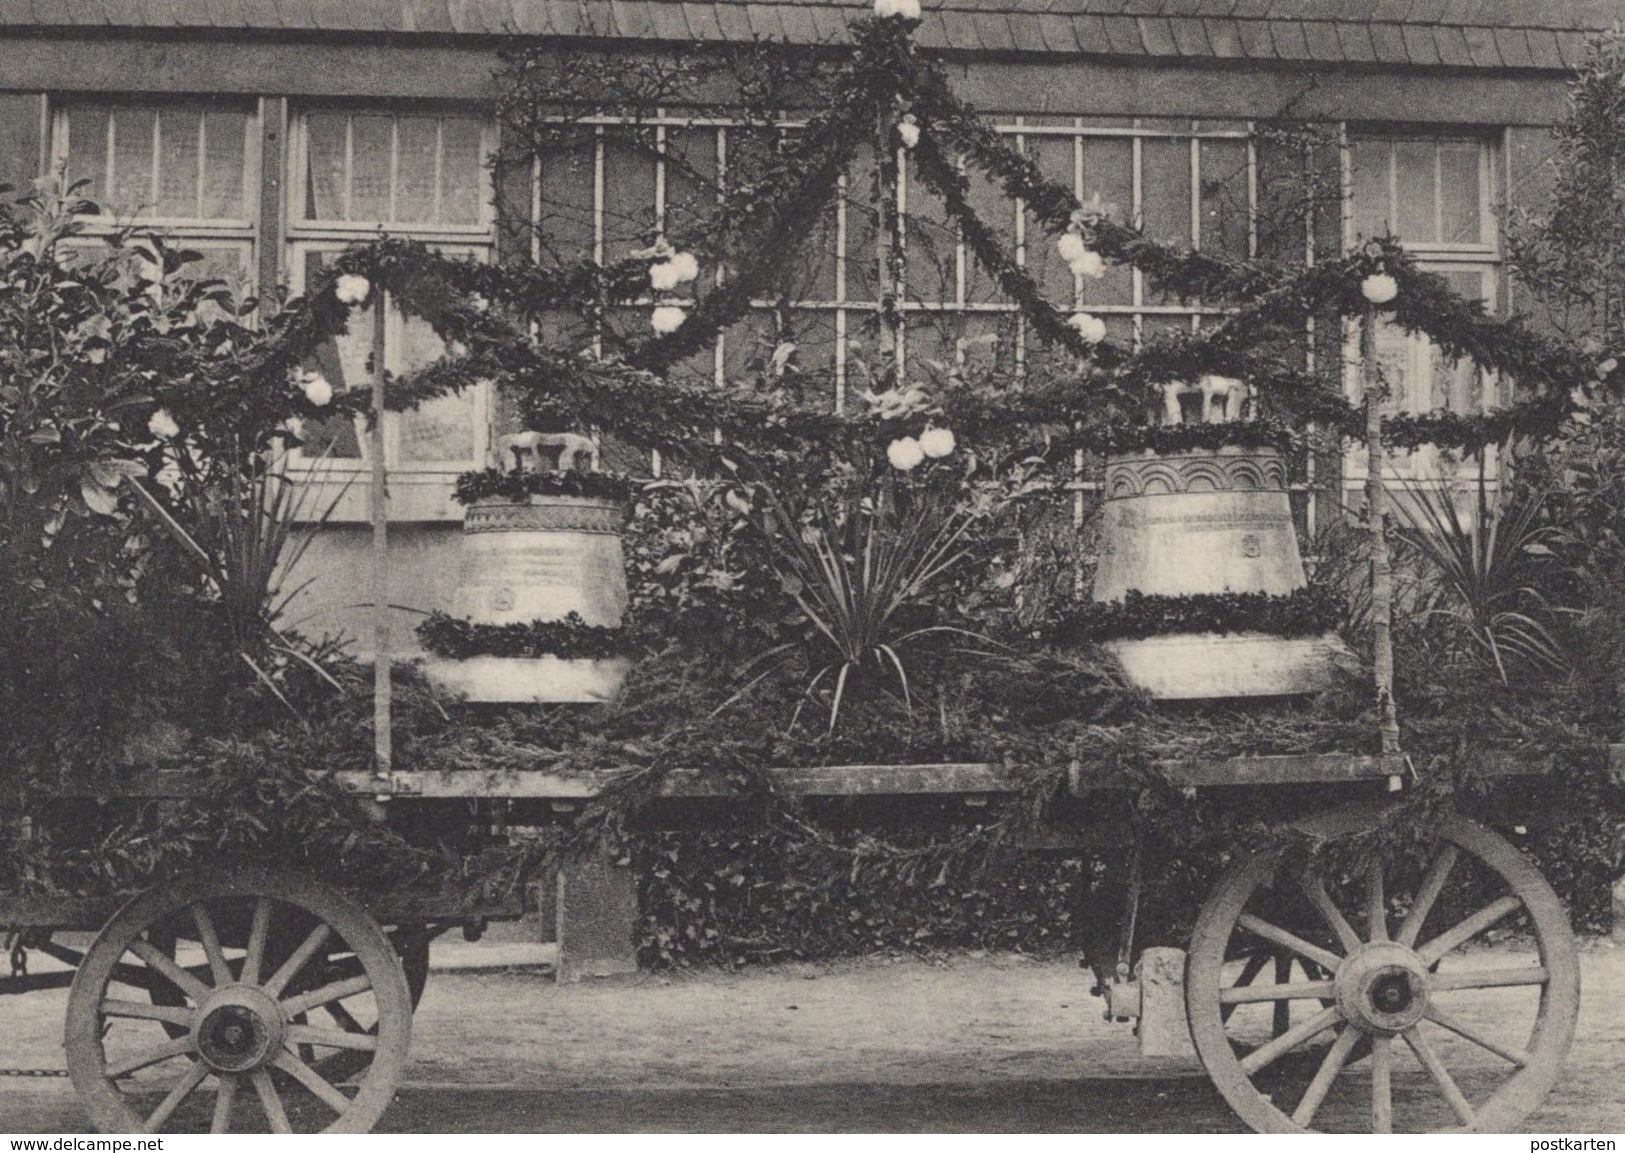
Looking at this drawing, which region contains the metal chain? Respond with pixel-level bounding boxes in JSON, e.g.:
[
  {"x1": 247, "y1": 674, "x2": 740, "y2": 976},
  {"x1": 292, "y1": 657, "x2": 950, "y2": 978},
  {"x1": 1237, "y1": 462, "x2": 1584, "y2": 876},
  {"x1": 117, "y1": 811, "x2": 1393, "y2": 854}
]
[{"x1": 0, "y1": 1068, "x2": 70, "y2": 1078}]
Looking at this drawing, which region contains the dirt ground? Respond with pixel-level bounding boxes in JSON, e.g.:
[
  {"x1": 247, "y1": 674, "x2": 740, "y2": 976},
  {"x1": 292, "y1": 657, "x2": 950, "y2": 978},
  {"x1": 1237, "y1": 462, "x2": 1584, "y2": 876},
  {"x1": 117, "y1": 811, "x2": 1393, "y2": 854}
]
[{"x1": 0, "y1": 930, "x2": 1621, "y2": 1133}]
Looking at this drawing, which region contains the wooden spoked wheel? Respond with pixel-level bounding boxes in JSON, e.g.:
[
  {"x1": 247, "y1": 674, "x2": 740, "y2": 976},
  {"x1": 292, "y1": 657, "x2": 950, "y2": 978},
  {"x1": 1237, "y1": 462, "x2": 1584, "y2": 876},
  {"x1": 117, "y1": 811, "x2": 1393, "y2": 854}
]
[
  {"x1": 65, "y1": 868, "x2": 412, "y2": 1134},
  {"x1": 1187, "y1": 810, "x2": 1579, "y2": 1133}
]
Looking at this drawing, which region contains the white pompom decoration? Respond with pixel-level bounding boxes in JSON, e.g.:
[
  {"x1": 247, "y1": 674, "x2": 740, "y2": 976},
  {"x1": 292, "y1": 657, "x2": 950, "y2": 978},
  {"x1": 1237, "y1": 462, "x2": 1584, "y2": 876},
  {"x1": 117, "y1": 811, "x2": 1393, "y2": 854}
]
[
  {"x1": 1067, "y1": 311, "x2": 1107, "y2": 344},
  {"x1": 649, "y1": 261, "x2": 682, "y2": 292},
  {"x1": 873, "y1": 0, "x2": 921, "y2": 18},
  {"x1": 887, "y1": 436, "x2": 925, "y2": 471},
  {"x1": 1056, "y1": 232, "x2": 1088, "y2": 265},
  {"x1": 334, "y1": 274, "x2": 371, "y2": 305},
  {"x1": 148, "y1": 408, "x2": 180, "y2": 440},
  {"x1": 1069, "y1": 249, "x2": 1106, "y2": 280},
  {"x1": 651, "y1": 305, "x2": 687, "y2": 334},
  {"x1": 1361, "y1": 272, "x2": 1398, "y2": 305},
  {"x1": 302, "y1": 372, "x2": 334, "y2": 408},
  {"x1": 919, "y1": 427, "x2": 956, "y2": 458},
  {"x1": 669, "y1": 251, "x2": 700, "y2": 283},
  {"x1": 897, "y1": 119, "x2": 920, "y2": 149}
]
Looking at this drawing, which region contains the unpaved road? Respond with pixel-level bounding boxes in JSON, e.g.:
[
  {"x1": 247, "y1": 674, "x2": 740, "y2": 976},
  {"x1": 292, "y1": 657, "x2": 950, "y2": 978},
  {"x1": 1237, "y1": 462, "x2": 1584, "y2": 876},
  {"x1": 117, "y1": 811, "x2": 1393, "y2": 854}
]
[{"x1": 2, "y1": 939, "x2": 1621, "y2": 1133}]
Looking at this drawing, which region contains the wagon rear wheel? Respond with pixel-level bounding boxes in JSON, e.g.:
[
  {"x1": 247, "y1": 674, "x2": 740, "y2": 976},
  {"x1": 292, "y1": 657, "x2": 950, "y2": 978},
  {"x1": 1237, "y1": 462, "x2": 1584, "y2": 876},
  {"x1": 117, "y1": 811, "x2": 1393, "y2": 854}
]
[
  {"x1": 1187, "y1": 810, "x2": 1578, "y2": 1133},
  {"x1": 65, "y1": 868, "x2": 412, "y2": 1134}
]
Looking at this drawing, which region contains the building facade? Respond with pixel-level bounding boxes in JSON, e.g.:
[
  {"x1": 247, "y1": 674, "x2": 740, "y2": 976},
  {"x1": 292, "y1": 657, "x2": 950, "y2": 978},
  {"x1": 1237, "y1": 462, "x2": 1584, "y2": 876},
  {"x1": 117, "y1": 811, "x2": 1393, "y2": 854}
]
[{"x1": 0, "y1": 0, "x2": 1609, "y2": 651}]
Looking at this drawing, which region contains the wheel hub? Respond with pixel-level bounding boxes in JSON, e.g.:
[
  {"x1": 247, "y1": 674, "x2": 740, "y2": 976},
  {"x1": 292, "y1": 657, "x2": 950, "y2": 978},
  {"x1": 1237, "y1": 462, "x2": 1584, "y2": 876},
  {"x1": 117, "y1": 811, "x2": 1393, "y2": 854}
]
[
  {"x1": 194, "y1": 986, "x2": 284, "y2": 1073},
  {"x1": 1335, "y1": 941, "x2": 1429, "y2": 1034}
]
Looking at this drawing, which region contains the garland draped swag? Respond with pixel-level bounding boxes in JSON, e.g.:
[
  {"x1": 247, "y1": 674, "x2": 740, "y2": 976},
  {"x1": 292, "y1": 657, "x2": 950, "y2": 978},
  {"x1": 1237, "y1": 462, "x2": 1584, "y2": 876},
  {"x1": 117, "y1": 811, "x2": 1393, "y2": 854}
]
[{"x1": 197, "y1": 14, "x2": 1591, "y2": 476}]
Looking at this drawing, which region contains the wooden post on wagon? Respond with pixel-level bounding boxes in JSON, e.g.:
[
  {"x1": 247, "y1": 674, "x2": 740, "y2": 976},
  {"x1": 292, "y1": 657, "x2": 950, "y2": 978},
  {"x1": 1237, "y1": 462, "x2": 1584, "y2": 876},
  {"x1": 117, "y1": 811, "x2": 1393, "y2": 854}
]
[
  {"x1": 370, "y1": 290, "x2": 393, "y2": 795},
  {"x1": 1360, "y1": 306, "x2": 1402, "y2": 760}
]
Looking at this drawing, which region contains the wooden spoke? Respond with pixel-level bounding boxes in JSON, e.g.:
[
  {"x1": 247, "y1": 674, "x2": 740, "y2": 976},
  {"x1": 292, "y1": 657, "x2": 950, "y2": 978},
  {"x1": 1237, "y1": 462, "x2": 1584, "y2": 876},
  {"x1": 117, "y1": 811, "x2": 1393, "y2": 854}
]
[
  {"x1": 1403, "y1": 1026, "x2": 1476, "y2": 1127},
  {"x1": 1272, "y1": 955, "x2": 1293, "y2": 1037},
  {"x1": 242, "y1": 898, "x2": 273, "y2": 987},
  {"x1": 1397, "y1": 844, "x2": 1460, "y2": 948},
  {"x1": 1220, "y1": 952, "x2": 1272, "y2": 1023},
  {"x1": 1301, "y1": 876, "x2": 1361, "y2": 955},
  {"x1": 211, "y1": 1073, "x2": 239, "y2": 1134},
  {"x1": 1235, "y1": 915, "x2": 1342, "y2": 972},
  {"x1": 142, "y1": 1062, "x2": 209, "y2": 1134},
  {"x1": 250, "y1": 1068, "x2": 291, "y2": 1134},
  {"x1": 287, "y1": 1025, "x2": 379, "y2": 1052},
  {"x1": 1431, "y1": 966, "x2": 1548, "y2": 991},
  {"x1": 1291, "y1": 1026, "x2": 1359, "y2": 1129},
  {"x1": 191, "y1": 904, "x2": 232, "y2": 988},
  {"x1": 1423, "y1": 1007, "x2": 1529, "y2": 1068},
  {"x1": 273, "y1": 1048, "x2": 354, "y2": 1114},
  {"x1": 281, "y1": 974, "x2": 372, "y2": 1018},
  {"x1": 128, "y1": 938, "x2": 210, "y2": 1003},
  {"x1": 325, "y1": 999, "x2": 367, "y2": 1034},
  {"x1": 1371, "y1": 1035, "x2": 1393, "y2": 1134},
  {"x1": 106, "y1": 1036, "x2": 196, "y2": 1079},
  {"x1": 263, "y1": 924, "x2": 333, "y2": 999},
  {"x1": 99, "y1": 999, "x2": 192, "y2": 1027},
  {"x1": 1239, "y1": 1006, "x2": 1340, "y2": 1075},
  {"x1": 1219, "y1": 979, "x2": 1335, "y2": 1005},
  {"x1": 1418, "y1": 895, "x2": 1522, "y2": 965},
  {"x1": 1365, "y1": 861, "x2": 1387, "y2": 942}
]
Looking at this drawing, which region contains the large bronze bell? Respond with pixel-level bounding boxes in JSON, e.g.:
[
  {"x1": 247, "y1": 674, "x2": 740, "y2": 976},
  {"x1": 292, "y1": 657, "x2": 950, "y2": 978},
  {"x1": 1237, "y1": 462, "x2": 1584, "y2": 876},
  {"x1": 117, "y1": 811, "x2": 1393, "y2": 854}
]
[
  {"x1": 1092, "y1": 378, "x2": 1348, "y2": 699},
  {"x1": 422, "y1": 432, "x2": 631, "y2": 703}
]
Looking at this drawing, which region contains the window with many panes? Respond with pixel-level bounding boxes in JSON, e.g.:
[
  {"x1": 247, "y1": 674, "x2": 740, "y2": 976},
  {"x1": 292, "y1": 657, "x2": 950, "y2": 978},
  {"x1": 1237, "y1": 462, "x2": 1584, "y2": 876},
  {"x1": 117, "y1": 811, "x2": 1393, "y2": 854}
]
[
  {"x1": 52, "y1": 98, "x2": 258, "y2": 298},
  {"x1": 532, "y1": 116, "x2": 1255, "y2": 408},
  {"x1": 287, "y1": 108, "x2": 495, "y2": 521},
  {"x1": 1345, "y1": 132, "x2": 1502, "y2": 481}
]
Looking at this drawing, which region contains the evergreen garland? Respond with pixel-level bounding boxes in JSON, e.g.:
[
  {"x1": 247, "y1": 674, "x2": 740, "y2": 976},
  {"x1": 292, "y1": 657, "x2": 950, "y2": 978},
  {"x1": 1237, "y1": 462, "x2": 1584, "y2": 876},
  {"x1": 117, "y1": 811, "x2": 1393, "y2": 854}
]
[
  {"x1": 416, "y1": 611, "x2": 631, "y2": 661},
  {"x1": 452, "y1": 468, "x2": 634, "y2": 506},
  {"x1": 1051, "y1": 586, "x2": 1345, "y2": 644}
]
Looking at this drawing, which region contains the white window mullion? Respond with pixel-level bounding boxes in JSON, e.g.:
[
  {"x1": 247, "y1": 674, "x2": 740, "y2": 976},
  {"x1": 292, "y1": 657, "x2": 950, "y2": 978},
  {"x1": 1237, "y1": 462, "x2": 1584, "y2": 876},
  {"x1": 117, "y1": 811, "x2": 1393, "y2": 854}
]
[
  {"x1": 343, "y1": 116, "x2": 354, "y2": 222},
  {"x1": 432, "y1": 117, "x2": 444, "y2": 225},
  {"x1": 148, "y1": 110, "x2": 160, "y2": 216},
  {"x1": 195, "y1": 111, "x2": 208, "y2": 219},
  {"x1": 835, "y1": 167, "x2": 847, "y2": 412}
]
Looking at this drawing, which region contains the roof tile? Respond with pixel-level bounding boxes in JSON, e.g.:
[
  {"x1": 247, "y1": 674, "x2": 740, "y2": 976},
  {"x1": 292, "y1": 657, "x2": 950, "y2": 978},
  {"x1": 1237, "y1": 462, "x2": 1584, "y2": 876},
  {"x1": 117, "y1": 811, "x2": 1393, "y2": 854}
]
[
  {"x1": 1006, "y1": 10, "x2": 1048, "y2": 52},
  {"x1": 1524, "y1": 27, "x2": 1565, "y2": 68},
  {"x1": 1434, "y1": 24, "x2": 1473, "y2": 65},
  {"x1": 0, "y1": 1, "x2": 36, "y2": 23},
  {"x1": 1333, "y1": 21, "x2": 1376, "y2": 62},
  {"x1": 1036, "y1": 12, "x2": 1079, "y2": 52},
  {"x1": 1460, "y1": 23, "x2": 1501, "y2": 67},
  {"x1": 1400, "y1": 23, "x2": 1439, "y2": 64},
  {"x1": 1301, "y1": 19, "x2": 1340, "y2": 60},
  {"x1": 680, "y1": 3, "x2": 723, "y2": 41},
  {"x1": 1366, "y1": 21, "x2": 1407, "y2": 61},
  {"x1": 711, "y1": 2, "x2": 749, "y2": 40},
  {"x1": 1099, "y1": 13, "x2": 1140, "y2": 53},
  {"x1": 1267, "y1": 19, "x2": 1310, "y2": 59},
  {"x1": 974, "y1": 10, "x2": 1016, "y2": 51},
  {"x1": 62, "y1": 0, "x2": 103, "y2": 22},
  {"x1": 1136, "y1": 14, "x2": 1178, "y2": 54},
  {"x1": 1234, "y1": 18, "x2": 1274, "y2": 57},
  {"x1": 1404, "y1": 0, "x2": 1447, "y2": 21},
  {"x1": 645, "y1": 0, "x2": 689, "y2": 39},
  {"x1": 1073, "y1": 13, "x2": 1114, "y2": 52},
  {"x1": 1492, "y1": 26, "x2": 1534, "y2": 67},
  {"x1": 914, "y1": 8, "x2": 950, "y2": 47},
  {"x1": 92, "y1": 0, "x2": 141, "y2": 24},
  {"x1": 1369, "y1": 0, "x2": 1409, "y2": 19},
  {"x1": 775, "y1": 1, "x2": 819, "y2": 42},
  {"x1": 578, "y1": 0, "x2": 613, "y2": 36},
  {"x1": 1169, "y1": 15, "x2": 1209, "y2": 54},
  {"x1": 743, "y1": 3, "x2": 785, "y2": 40},
  {"x1": 1555, "y1": 29, "x2": 1588, "y2": 68},
  {"x1": 1201, "y1": 17, "x2": 1243, "y2": 56},
  {"x1": 807, "y1": 3, "x2": 851, "y2": 42}
]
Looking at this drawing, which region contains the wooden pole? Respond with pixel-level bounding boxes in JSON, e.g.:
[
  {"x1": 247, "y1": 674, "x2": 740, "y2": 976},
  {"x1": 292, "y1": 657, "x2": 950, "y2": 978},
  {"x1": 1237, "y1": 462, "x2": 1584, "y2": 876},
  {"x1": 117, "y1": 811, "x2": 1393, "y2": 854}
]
[
  {"x1": 370, "y1": 293, "x2": 393, "y2": 785},
  {"x1": 876, "y1": 105, "x2": 903, "y2": 386},
  {"x1": 1361, "y1": 308, "x2": 1401, "y2": 757}
]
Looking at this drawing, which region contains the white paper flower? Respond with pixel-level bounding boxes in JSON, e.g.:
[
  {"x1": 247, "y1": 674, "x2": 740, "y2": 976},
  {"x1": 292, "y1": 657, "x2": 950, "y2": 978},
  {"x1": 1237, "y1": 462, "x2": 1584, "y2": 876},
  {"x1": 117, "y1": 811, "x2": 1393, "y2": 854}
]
[
  {"x1": 469, "y1": 293, "x2": 490, "y2": 313},
  {"x1": 334, "y1": 274, "x2": 371, "y2": 305},
  {"x1": 1069, "y1": 249, "x2": 1106, "y2": 279},
  {"x1": 1361, "y1": 272, "x2": 1398, "y2": 305},
  {"x1": 147, "y1": 408, "x2": 180, "y2": 440},
  {"x1": 1597, "y1": 357, "x2": 1618, "y2": 379},
  {"x1": 649, "y1": 261, "x2": 682, "y2": 292},
  {"x1": 1056, "y1": 232, "x2": 1088, "y2": 265},
  {"x1": 651, "y1": 305, "x2": 687, "y2": 334},
  {"x1": 302, "y1": 371, "x2": 333, "y2": 408},
  {"x1": 887, "y1": 436, "x2": 925, "y2": 471},
  {"x1": 873, "y1": 0, "x2": 921, "y2": 18},
  {"x1": 897, "y1": 116, "x2": 920, "y2": 149},
  {"x1": 669, "y1": 251, "x2": 700, "y2": 283},
  {"x1": 919, "y1": 426, "x2": 956, "y2": 458},
  {"x1": 1067, "y1": 311, "x2": 1107, "y2": 344}
]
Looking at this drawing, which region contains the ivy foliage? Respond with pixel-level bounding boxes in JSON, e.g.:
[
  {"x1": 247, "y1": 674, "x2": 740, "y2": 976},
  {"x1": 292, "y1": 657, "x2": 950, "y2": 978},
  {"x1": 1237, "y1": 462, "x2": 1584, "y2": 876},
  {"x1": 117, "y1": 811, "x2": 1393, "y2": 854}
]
[{"x1": 415, "y1": 611, "x2": 632, "y2": 661}]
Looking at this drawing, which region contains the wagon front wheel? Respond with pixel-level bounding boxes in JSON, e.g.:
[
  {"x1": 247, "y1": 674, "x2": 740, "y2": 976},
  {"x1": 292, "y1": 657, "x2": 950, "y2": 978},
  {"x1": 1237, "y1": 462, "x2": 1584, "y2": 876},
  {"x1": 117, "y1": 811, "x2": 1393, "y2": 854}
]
[
  {"x1": 1186, "y1": 811, "x2": 1578, "y2": 1133},
  {"x1": 65, "y1": 868, "x2": 412, "y2": 1134}
]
